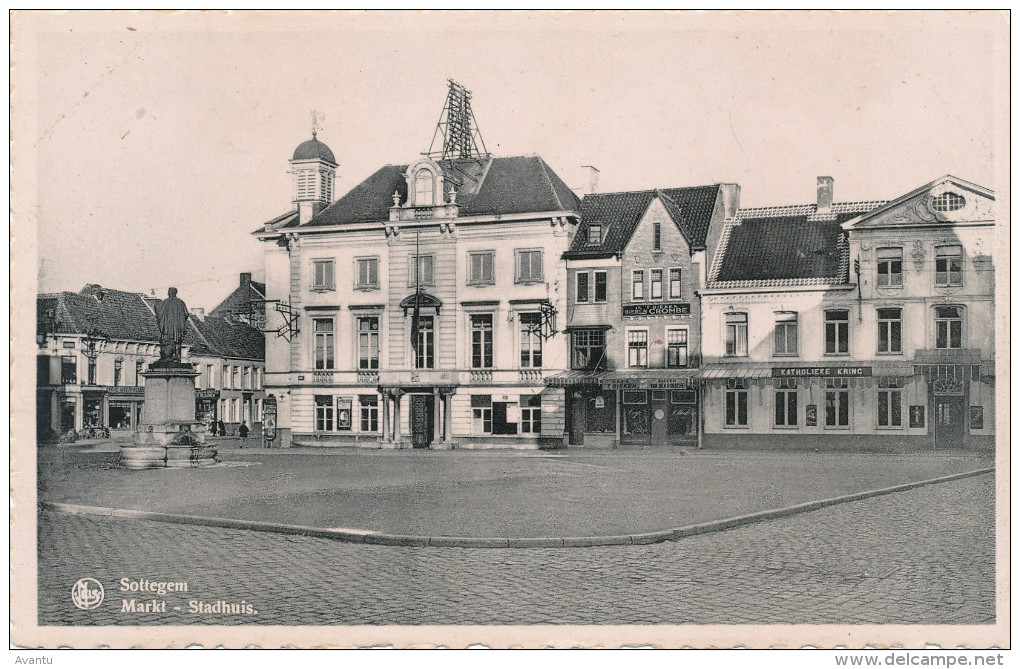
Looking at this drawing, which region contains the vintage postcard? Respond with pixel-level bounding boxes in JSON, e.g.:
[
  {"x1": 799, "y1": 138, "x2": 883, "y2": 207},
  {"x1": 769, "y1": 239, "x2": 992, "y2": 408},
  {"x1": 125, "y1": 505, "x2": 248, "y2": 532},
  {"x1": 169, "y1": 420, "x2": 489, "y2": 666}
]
[{"x1": 10, "y1": 10, "x2": 1010, "y2": 651}]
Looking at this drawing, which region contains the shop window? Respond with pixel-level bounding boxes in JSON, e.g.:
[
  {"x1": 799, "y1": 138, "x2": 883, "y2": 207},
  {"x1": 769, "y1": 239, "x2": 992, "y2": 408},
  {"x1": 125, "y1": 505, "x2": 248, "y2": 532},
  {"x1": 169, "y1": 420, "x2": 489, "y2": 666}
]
[
  {"x1": 515, "y1": 250, "x2": 543, "y2": 284},
  {"x1": 109, "y1": 402, "x2": 133, "y2": 429},
  {"x1": 470, "y1": 314, "x2": 494, "y2": 369},
  {"x1": 825, "y1": 309, "x2": 850, "y2": 355},
  {"x1": 825, "y1": 378, "x2": 849, "y2": 428},
  {"x1": 356, "y1": 257, "x2": 379, "y2": 289},
  {"x1": 409, "y1": 255, "x2": 435, "y2": 287},
  {"x1": 585, "y1": 391, "x2": 616, "y2": 433},
  {"x1": 519, "y1": 313, "x2": 543, "y2": 368},
  {"x1": 520, "y1": 394, "x2": 542, "y2": 434},
  {"x1": 315, "y1": 395, "x2": 334, "y2": 432},
  {"x1": 671, "y1": 390, "x2": 696, "y2": 404},
  {"x1": 594, "y1": 271, "x2": 608, "y2": 303},
  {"x1": 651, "y1": 390, "x2": 668, "y2": 402},
  {"x1": 575, "y1": 271, "x2": 590, "y2": 303},
  {"x1": 471, "y1": 395, "x2": 493, "y2": 434},
  {"x1": 774, "y1": 378, "x2": 798, "y2": 427},
  {"x1": 312, "y1": 259, "x2": 335, "y2": 291},
  {"x1": 627, "y1": 330, "x2": 648, "y2": 368},
  {"x1": 61, "y1": 356, "x2": 77, "y2": 385},
  {"x1": 113, "y1": 359, "x2": 123, "y2": 387},
  {"x1": 572, "y1": 329, "x2": 605, "y2": 370},
  {"x1": 650, "y1": 269, "x2": 663, "y2": 299},
  {"x1": 935, "y1": 245, "x2": 963, "y2": 286},
  {"x1": 622, "y1": 390, "x2": 649, "y2": 437},
  {"x1": 667, "y1": 328, "x2": 688, "y2": 368},
  {"x1": 774, "y1": 312, "x2": 799, "y2": 356},
  {"x1": 669, "y1": 268, "x2": 682, "y2": 299},
  {"x1": 877, "y1": 378, "x2": 904, "y2": 428},
  {"x1": 468, "y1": 251, "x2": 495, "y2": 285},
  {"x1": 357, "y1": 317, "x2": 380, "y2": 370},
  {"x1": 314, "y1": 318, "x2": 335, "y2": 370},
  {"x1": 631, "y1": 270, "x2": 645, "y2": 300},
  {"x1": 725, "y1": 313, "x2": 748, "y2": 357},
  {"x1": 725, "y1": 379, "x2": 748, "y2": 427},
  {"x1": 336, "y1": 397, "x2": 352, "y2": 431},
  {"x1": 935, "y1": 306, "x2": 963, "y2": 349},
  {"x1": 414, "y1": 315, "x2": 435, "y2": 369},
  {"x1": 877, "y1": 308, "x2": 902, "y2": 354},
  {"x1": 876, "y1": 248, "x2": 903, "y2": 287},
  {"x1": 359, "y1": 395, "x2": 379, "y2": 432}
]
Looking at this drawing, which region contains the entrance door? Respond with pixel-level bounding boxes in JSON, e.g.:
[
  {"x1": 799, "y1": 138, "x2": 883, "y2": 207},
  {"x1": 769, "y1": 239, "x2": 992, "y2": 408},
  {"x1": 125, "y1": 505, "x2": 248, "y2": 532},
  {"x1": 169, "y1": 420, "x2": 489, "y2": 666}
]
[
  {"x1": 650, "y1": 391, "x2": 670, "y2": 444},
  {"x1": 410, "y1": 394, "x2": 434, "y2": 449},
  {"x1": 934, "y1": 395, "x2": 965, "y2": 448}
]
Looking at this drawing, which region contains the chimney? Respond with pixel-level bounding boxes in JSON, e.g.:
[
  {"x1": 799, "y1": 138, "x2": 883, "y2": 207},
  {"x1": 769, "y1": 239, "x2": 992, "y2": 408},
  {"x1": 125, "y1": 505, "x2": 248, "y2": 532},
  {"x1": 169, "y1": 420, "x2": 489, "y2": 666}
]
[
  {"x1": 817, "y1": 176, "x2": 834, "y2": 214},
  {"x1": 720, "y1": 183, "x2": 741, "y2": 219},
  {"x1": 240, "y1": 272, "x2": 252, "y2": 289},
  {"x1": 190, "y1": 307, "x2": 205, "y2": 320},
  {"x1": 579, "y1": 165, "x2": 600, "y2": 195},
  {"x1": 297, "y1": 201, "x2": 324, "y2": 225}
]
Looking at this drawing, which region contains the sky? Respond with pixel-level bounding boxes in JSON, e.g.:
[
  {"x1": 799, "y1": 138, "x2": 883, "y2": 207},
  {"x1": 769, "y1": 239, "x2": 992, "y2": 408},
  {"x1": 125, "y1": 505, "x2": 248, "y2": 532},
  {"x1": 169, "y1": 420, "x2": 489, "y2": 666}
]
[{"x1": 21, "y1": 11, "x2": 1006, "y2": 310}]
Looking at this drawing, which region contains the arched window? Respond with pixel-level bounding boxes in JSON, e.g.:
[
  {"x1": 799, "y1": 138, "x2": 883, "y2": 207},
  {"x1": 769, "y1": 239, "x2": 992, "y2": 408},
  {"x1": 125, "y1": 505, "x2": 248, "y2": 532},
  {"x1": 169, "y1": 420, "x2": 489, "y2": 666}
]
[{"x1": 415, "y1": 169, "x2": 434, "y2": 206}]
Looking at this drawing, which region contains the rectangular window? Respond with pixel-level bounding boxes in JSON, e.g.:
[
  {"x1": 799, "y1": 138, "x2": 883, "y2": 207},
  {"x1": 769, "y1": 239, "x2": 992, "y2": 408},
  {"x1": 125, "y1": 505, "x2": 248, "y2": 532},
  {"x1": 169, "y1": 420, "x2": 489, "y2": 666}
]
[
  {"x1": 575, "y1": 272, "x2": 590, "y2": 303},
  {"x1": 87, "y1": 358, "x2": 96, "y2": 385},
  {"x1": 935, "y1": 306, "x2": 963, "y2": 349},
  {"x1": 519, "y1": 394, "x2": 542, "y2": 434},
  {"x1": 356, "y1": 257, "x2": 379, "y2": 288},
  {"x1": 632, "y1": 270, "x2": 645, "y2": 300},
  {"x1": 255, "y1": 367, "x2": 262, "y2": 390},
  {"x1": 877, "y1": 308, "x2": 902, "y2": 354},
  {"x1": 725, "y1": 379, "x2": 748, "y2": 427},
  {"x1": 627, "y1": 330, "x2": 648, "y2": 368},
  {"x1": 572, "y1": 329, "x2": 606, "y2": 370},
  {"x1": 468, "y1": 251, "x2": 495, "y2": 285},
  {"x1": 471, "y1": 395, "x2": 493, "y2": 434},
  {"x1": 587, "y1": 224, "x2": 601, "y2": 246},
  {"x1": 243, "y1": 366, "x2": 251, "y2": 390},
  {"x1": 652, "y1": 221, "x2": 662, "y2": 251},
  {"x1": 314, "y1": 318, "x2": 335, "y2": 370},
  {"x1": 204, "y1": 363, "x2": 213, "y2": 389},
  {"x1": 113, "y1": 360, "x2": 122, "y2": 387},
  {"x1": 314, "y1": 395, "x2": 334, "y2": 432},
  {"x1": 774, "y1": 312, "x2": 799, "y2": 356},
  {"x1": 876, "y1": 248, "x2": 903, "y2": 287},
  {"x1": 221, "y1": 365, "x2": 230, "y2": 389},
  {"x1": 357, "y1": 316, "x2": 380, "y2": 370},
  {"x1": 877, "y1": 378, "x2": 904, "y2": 427},
  {"x1": 61, "y1": 356, "x2": 77, "y2": 384},
  {"x1": 935, "y1": 245, "x2": 963, "y2": 286},
  {"x1": 336, "y1": 397, "x2": 352, "y2": 430},
  {"x1": 666, "y1": 328, "x2": 688, "y2": 368},
  {"x1": 232, "y1": 366, "x2": 241, "y2": 388},
  {"x1": 409, "y1": 255, "x2": 435, "y2": 286},
  {"x1": 725, "y1": 313, "x2": 748, "y2": 357},
  {"x1": 774, "y1": 378, "x2": 798, "y2": 427},
  {"x1": 359, "y1": 395, "x2": 379, "y2": 433},
  {"x1": 825, "y1": 378, "x2": 849, "y2": 427},
  {"x1": 594, "y1": 270, "x2": 608, "y2": 303},
  {"x1": 825, "y1": 309, "x2": 850, "y2": 355},
  {"x1": 515, "y1": 250, "x2": 543, "y2": 283},
  {"x1": 414, "y1": 315, "x2": 435, "y2": 369},
  {"x1": 470, "y1": 314, "x2": 494, "y2": 369},
  {"x1": 650, "y1": 269, "x2": 663, "y2": 299},
  {"x1": 519, "y1": 313, "x2": 543, "y2": 368},
  {"x1": 669, "y1": 268, "x2": 682, "y2": 299},
  {"x1": 312, "y1": 259, "x2": 335, "y2": 291}
]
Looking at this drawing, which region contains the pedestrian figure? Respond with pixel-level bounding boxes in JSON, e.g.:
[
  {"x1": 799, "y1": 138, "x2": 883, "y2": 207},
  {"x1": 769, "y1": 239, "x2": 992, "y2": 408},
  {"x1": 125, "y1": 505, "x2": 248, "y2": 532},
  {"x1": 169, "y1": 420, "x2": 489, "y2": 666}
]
[
  {"x1": 238, "y1": 422, "x2": 249, "y2": 447},
  {"x1": 209, "y1": 420, "x2": 217, "y2": 435},
  {"x1": 218, "y1": 420, "x2": 226, "y2": 437}
]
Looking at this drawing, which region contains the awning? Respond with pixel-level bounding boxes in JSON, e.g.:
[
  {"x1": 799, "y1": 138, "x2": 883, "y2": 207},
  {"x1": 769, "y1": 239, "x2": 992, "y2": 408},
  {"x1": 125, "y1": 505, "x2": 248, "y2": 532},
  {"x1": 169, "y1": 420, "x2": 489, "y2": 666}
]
[
  {"x1": 695, "y1": 363, "x2": 773, "y2": 380},
  {"x1": 545, "y1": 370, "x2": 604, "y2": 387},
  {"x1": 599, "y1": 369, "x2": 696, "y2": 390},
  {"x1": 912, "y1": 348, "x2": 983, "y2": 383}
]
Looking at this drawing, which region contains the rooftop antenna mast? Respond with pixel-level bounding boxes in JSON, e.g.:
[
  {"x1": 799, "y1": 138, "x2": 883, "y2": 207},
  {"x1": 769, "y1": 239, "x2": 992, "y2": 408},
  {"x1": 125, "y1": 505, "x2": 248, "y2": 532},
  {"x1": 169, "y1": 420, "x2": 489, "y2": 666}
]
[{"x1": 426, "y1": 79, "x2": 489, "y2": 161}]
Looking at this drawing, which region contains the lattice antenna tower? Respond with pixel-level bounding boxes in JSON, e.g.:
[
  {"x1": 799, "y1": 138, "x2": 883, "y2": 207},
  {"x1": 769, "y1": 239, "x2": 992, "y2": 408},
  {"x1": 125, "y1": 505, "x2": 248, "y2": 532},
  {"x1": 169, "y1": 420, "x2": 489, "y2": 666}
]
[{"x1": 426, "y1": 79, "x2": 489, "y2": 161}]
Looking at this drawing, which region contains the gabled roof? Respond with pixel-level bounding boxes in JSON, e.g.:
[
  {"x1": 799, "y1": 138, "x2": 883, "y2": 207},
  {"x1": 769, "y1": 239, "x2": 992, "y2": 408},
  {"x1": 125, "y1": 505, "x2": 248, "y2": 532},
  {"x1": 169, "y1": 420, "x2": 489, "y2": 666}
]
[
  {"x1": 210, "y1": 279, "x2": 266, "y2": 320},
  {"x1": 188, "y1": 314, "x2": 265, "y2": 361},
  {"x1": 281, "y1": 155, "x2": 579, "y2": 229},
  {"x1": 841, "y1": 175, "x2": 993, "y2": 230},
  {"x1": 708, "y1": 201, "x2": 886, "y2": 288},
  {"x1": 564, "y1": 185, "x2": 721, "y2": 259}
]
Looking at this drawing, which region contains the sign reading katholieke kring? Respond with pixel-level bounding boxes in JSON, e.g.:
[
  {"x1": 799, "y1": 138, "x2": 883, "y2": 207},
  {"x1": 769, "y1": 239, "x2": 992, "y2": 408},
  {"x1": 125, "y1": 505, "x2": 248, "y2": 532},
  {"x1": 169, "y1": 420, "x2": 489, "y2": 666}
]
[
  {"x1": 772, "y1": 366, "x2": 873, "y2": 378},
  {"x1": 622, "y1": 302, "x2": 691, "y2": 317}
]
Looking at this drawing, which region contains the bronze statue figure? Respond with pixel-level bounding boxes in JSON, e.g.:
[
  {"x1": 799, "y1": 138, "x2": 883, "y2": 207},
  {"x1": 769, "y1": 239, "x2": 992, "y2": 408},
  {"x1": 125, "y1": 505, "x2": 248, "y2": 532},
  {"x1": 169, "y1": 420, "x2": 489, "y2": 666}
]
[{"x1": 154, "y1": 287, "x2": 189, "y2": 363}]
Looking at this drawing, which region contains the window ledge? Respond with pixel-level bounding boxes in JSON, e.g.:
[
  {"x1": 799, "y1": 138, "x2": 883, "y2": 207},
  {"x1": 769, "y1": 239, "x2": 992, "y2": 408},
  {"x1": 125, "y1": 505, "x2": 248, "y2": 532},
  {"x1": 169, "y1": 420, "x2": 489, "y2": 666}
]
[
  {"x1": 353, "y1": 285, "x2": 379, "y2": 292},
  {"x1": 310, "y1": 287, "x2": 336, "y2": 293},
  {"x1": 723, "y1": 425, "x2": 750, "y2": 430},
  {"x1": 875, "y1": 352, "x2": 905, "y2": 356},
  {"x1": 515, "y1": 279, "x2": 545, "y2": 286},
  {"x1": 466, "y1": 281, "x2": 496, "y2": 287},
  {"x1": 823, "y1": 353, "x2": 851, "y2": 357},
  {"x1": 876, "y1": 425, "x2": 905, "y2": 430},
  {"x1": 772, "y1": 425, "x2": 800, "y2": 430},
  {"x1": 773, "y1": 354, "x2": 800, "y2": 358},
  {"x1": 823, "y1": 426, "x2": 851, "y2": 430}
]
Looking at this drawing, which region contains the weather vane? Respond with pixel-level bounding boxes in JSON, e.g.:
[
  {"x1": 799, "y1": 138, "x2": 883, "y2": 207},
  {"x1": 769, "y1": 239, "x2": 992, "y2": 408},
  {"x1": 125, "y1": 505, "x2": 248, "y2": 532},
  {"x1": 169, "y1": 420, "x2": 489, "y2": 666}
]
[{"x1": 310, "y1": 110, "x2": 325, "y2": 139}]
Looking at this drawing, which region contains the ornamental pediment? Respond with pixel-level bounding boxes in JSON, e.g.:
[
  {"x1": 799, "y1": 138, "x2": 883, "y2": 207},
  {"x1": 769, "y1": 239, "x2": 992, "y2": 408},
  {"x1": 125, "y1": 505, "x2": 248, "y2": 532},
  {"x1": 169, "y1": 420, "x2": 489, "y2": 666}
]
[{"x1": 849, "y1": 178, "x2": 994, "y2": 229}]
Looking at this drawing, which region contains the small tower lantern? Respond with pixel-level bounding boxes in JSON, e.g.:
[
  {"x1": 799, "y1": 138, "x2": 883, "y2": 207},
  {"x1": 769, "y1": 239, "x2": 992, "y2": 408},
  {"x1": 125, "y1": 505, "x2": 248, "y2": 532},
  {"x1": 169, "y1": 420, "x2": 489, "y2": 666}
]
[{"x1": 290, "y1": 112, "x2": 338, "y2": 224}]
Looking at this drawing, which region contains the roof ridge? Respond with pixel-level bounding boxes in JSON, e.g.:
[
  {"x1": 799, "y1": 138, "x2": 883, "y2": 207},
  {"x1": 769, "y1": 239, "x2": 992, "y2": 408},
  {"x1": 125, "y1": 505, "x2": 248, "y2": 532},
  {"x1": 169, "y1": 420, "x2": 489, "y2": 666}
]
[
  {"x1": 654, "y1": 189, "x2": 694, "y2": 247},
  {"x1": 535, "y1": 156, "x2": 567, "y2": 212}
]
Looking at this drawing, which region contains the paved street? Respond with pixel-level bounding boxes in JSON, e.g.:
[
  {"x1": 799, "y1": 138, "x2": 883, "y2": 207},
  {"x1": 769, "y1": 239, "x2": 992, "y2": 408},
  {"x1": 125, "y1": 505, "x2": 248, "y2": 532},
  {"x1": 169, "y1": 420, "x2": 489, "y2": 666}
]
[{"x1": 37, "y1": 473, "x2": 994, "y2": 626}]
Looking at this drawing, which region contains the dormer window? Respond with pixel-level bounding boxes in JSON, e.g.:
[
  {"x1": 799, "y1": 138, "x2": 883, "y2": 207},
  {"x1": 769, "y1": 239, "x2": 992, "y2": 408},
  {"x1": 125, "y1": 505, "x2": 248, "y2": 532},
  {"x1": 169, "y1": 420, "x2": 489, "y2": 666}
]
[
  {"x1": 415, "y1": 169, "x2": 435, "y2": 206},
  {"x1": 587, "y1": 224, "x2": 601, "y2": 246}
]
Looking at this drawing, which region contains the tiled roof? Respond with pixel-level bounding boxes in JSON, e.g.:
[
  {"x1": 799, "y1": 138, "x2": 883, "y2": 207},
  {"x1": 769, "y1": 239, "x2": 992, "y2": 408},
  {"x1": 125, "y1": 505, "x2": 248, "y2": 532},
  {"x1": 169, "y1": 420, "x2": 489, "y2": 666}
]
[
  {"x1": 291, "y1": 155, "x2": 580, "y2": 228},
  {"x1": 565, "y1": 185, "x2": 721, "y2": 258},
  {"x1": 709, "y1": 202, "x2": 885, "y2": 286},
  {"x1": 210, "y1": 280, "x2": 266, "y2": 320},
  {"x1": 188, "y1": 314, "x2": 265, "y2": 360}
]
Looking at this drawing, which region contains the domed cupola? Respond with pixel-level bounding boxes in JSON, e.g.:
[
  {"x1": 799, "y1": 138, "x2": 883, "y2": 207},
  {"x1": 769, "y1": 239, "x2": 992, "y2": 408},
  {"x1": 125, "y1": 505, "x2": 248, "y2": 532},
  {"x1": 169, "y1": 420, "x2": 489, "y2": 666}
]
[{"x1": 290, "y1": 129, "x2": 338, "y2": 224}]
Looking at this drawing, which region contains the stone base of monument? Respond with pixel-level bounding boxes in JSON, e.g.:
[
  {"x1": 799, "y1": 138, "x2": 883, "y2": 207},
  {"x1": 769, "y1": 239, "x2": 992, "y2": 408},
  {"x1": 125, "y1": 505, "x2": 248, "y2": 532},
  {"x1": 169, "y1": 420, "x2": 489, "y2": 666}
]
[{"x1": 119, "y1": 362, "x2": 219, "y2": 469}]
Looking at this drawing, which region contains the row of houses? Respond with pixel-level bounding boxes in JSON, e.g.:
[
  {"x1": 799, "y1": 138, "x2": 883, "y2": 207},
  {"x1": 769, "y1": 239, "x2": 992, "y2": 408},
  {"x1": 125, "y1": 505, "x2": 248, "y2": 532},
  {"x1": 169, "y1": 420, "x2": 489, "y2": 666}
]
[
  {"x1": 253, "y1": 127, "x2": 995, "y2": 451},
  {"x1": 36, "y1": 276, "x2": 266, "y2": 440}
]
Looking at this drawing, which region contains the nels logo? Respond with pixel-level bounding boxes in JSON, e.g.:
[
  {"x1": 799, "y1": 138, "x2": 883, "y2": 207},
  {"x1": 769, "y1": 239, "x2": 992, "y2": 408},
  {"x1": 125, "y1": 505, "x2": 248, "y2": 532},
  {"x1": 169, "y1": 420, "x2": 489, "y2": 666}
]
[{"x1": 71, "y1": 578, "x2": 104, "y2": 610}]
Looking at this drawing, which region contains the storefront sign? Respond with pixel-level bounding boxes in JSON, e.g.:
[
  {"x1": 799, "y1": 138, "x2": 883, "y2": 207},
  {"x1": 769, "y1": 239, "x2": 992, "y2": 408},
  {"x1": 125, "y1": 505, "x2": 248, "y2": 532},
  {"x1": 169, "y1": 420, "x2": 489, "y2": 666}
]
[
  {"x1": 622, "y1": 302, "x2": 691, "y2": 317},
  {"x1": 772, "y1": 366, "x2": 872, "y2": 378},
  {"x1": 805, "y1": 404, "x2": 818, "y2": 426},
  {"x1": 594, "y1": 396, "x2": 606, "y2": 409},
  {"x1": 601, "y1": 378, "x2": 691, "y2": 390},
  {"x1": 909, "y1": 405, "x2": 926, "y2": 428},
  {"x1": 337, "y1": 397, "x2": 352, "y2": 430}
]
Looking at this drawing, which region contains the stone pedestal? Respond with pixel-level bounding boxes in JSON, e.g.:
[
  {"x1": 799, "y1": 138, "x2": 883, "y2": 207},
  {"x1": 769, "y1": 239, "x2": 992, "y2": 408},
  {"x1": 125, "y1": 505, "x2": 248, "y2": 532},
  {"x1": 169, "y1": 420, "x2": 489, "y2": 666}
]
[{"x1": 119, "y1": 363, "x2": 218, "y2": 469}]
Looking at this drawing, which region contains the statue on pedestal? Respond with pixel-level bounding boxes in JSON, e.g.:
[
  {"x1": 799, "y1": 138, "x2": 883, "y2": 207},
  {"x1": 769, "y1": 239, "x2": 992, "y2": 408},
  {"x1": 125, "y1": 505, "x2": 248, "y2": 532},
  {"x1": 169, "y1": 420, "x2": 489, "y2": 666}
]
[{"x1": 155, "y1": 287, "x2": 189, "y2": 364}]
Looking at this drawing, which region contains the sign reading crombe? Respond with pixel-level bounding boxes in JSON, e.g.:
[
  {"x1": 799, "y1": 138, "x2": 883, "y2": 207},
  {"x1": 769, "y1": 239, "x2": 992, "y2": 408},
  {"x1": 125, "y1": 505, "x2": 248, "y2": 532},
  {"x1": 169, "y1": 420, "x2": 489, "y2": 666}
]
[
  {"x1": 772, "y1": 366, "x2": 873, "y2": 378},
  {"x1": 601, "y1": 378, "x2": 691, "y2": 390},
  {"x1": 622, "y1": 302, "x2": 691, "y2": 317}
]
